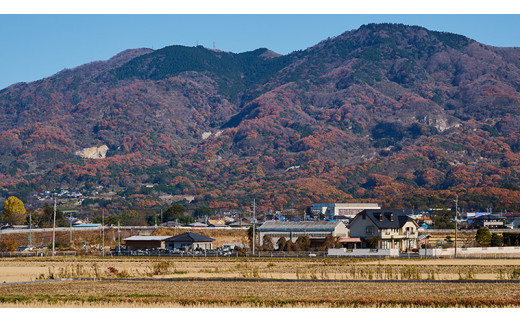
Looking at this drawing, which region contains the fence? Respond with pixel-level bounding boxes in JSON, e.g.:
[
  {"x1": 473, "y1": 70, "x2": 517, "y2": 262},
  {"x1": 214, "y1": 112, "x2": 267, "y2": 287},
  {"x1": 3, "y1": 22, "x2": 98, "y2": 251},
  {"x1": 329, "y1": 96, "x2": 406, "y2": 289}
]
[
  {"x1": 0, "y1": 251, "x2": 77, "y2": 258},
  {"x1": 328, "y1": 248, "x2": 400, "y2": 257},
  {"x1": 419, "y1": 246, "x2": 520, "y2": 258},
  {"x1": 424, "y1": 229, "x2": 520, "y2": 233},
  {"x1": 107, "y1": 249, "x2": 328, "y2": 258}
]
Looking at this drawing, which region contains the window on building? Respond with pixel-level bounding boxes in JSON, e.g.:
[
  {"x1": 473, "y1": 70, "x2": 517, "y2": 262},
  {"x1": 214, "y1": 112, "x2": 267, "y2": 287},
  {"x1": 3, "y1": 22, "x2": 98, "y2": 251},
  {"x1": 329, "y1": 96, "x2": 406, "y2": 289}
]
[{"x1": 366, "y1": 226, "x2": 373, "y2": 234}]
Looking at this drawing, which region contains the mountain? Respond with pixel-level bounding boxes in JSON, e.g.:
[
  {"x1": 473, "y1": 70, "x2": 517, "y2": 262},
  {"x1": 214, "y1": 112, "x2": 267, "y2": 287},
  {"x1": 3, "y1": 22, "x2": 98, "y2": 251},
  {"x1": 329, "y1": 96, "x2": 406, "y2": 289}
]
[{"x1": 2, "y1": 23, "x2": 520, "y2": 212}]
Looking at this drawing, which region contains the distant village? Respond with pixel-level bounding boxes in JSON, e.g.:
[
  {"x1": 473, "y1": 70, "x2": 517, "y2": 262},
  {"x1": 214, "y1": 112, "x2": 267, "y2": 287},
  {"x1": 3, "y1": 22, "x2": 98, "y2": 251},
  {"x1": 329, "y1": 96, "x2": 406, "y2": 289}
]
[
  {"x1": 4, "y1": 187, "x2": 520, "y2": 256},
  {"x1": 95, "y1": 202, "x2": 520, "y2": 255}
]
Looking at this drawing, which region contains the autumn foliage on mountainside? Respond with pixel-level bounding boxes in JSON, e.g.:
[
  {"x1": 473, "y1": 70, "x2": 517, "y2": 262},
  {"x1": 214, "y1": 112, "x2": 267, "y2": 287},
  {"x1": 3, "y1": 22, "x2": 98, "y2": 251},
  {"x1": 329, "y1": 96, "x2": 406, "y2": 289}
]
[{"x1": 1, "y1": 23, "x2": 520, "y2": 212}]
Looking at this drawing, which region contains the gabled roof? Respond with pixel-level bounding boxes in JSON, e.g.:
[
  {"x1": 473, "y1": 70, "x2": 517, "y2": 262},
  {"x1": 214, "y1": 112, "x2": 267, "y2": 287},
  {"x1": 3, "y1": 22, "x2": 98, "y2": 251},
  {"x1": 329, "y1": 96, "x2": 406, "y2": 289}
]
[
  {"x1": 418, "y1": 234, "x2": 431, "y2": 240},
  {"x1": 474, "y1": 214, "x2": 505, "y2": 220},
  {"x1": 189, "y1": 222, "x2": 208, "y2": 227},
  {"x1": 165, "y1": 232, "x2": 214, "y2": 242},
  {"x1": 228, "y1": 221, "x2": 251, "y2": 227},
  {"x1": 124, "y1": 236, "x2": 171, "y2": 241},
  {"x1": 208, "y1": 219, "x2": 226, "y2": 225},
  {"x1": 355, "y1": 209, "x2": 417, "y2": 229}
]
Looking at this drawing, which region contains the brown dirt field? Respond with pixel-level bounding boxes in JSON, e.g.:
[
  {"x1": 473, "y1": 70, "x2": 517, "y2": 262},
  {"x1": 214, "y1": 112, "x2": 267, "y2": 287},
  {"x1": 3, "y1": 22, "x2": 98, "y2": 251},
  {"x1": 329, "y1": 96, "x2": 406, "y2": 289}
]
[
  {"x1": 1, "y1": 257, "x2": 520, "y2": 283},
  {"x1": 363, "y1": 258, "x2": 520, "y2": 266},
  {"x1": 1, "y1": 280, "x2": 520, "y2": 307}
]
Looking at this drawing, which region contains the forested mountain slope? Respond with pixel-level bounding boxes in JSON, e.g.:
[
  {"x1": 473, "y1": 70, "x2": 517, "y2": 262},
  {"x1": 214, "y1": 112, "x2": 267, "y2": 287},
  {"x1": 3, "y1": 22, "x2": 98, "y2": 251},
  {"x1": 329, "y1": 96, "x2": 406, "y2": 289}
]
[{"x1": 1, "y1": 23, "x2": 520, "y2": 211}]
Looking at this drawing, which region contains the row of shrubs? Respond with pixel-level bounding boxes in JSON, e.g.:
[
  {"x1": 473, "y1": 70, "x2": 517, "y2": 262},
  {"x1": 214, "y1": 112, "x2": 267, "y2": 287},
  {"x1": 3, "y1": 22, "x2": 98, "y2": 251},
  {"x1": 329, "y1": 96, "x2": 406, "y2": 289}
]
[{"x1": 476, "y1": 229, "x2": 520, "y2": 247}]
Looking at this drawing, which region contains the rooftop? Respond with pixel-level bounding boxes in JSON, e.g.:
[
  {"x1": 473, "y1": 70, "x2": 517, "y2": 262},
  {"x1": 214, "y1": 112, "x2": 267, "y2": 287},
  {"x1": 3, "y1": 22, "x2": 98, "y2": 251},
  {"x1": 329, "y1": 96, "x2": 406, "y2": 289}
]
[
  {"x1": 356, "y1": 209, "x2": 416, "y2": 229},
  {"x1": 124, "y1": 236, "x2": 171, "y2": 241},
  {"x1": 259, "y1": 221, "x2": 344, "y2": 232},
  {"x1": 165, "y1": 232, "x2": 214, "y2": 242},
  {"x1": 311, "y1": 203, "x2": 380, "y2": 208}
]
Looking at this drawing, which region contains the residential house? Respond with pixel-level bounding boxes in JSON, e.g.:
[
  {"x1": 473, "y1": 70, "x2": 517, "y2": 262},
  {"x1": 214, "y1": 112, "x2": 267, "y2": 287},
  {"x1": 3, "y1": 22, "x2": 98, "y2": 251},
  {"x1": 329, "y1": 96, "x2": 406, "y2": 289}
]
[
  {"x1": 165, "y1": 232, "x2": 214, "y2": 250},
  {"x1": 472, "y1": 214, "x2": 505, "y2": 228},
  {"x1": 228, "y1": 221, "x2": 251, "y2": 228},
  {"x1": 415, "y1": 216, "x2": 433, "y2": 227},
  {"x1": 462, "y1": 212, "x2": 490, "y2": 223},
  {"x1": 208, "y1": 219, "x2": 228, "y2": 227},
  {"x1": 509, "y1": 218, "x2": 520, "y2": 229},
  {"x1": 124, "y1": 236, "x2": 171, "y2": 251},
  {"x1": 349, "y1": 209, "x2": 419, "y2": 251},
  {"x1": 189, "y1": 222, "x2": 208, "y2": 228}
]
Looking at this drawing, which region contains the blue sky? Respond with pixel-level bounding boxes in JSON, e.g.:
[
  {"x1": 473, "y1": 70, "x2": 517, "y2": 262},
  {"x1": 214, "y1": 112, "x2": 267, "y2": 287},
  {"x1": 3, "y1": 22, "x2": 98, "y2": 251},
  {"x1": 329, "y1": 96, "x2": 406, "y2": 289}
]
[{"x1": 1, "y1": 14, "x2": 520, "y2": 90}]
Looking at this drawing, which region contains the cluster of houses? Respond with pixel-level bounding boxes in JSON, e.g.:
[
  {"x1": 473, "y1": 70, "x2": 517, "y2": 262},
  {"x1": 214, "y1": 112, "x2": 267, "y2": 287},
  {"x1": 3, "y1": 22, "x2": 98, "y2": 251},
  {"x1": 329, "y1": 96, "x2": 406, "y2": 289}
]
[
  {"x1": 309, "y1": 203, "x2": 520, "y2": 230},
  {"x1": 125, "y1": 205, "x2": 422, "y2": 252},
  {"x1": 118, "y1": 202, "x2": 520, "y2": 253},
  {"x1": 258, "y1": 208, "x2": 420, "y2": 251},
  {"x1": 33, "y1": 189, "x2": 84, "y2": 201}
]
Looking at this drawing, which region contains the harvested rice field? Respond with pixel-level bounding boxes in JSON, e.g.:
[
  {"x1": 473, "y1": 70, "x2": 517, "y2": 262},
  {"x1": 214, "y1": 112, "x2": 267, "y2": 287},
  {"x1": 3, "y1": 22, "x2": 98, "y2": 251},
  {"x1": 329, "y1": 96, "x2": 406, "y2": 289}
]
[
  {"x1": 1, "y1": 257, "x2": 520, "y2": 307},
  {"x1": 1, "y1": 279, "x2": 520, "y2": 307},
  {"x1": 2, "y1": 257, "x2": 520, "y2": 282}
]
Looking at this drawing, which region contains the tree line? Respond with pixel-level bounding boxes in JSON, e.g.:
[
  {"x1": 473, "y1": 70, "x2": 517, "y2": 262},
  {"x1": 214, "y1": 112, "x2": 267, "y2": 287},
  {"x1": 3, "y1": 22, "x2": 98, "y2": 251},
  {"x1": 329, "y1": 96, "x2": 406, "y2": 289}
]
[{"x1": 1, "y1": 195, "x2": 207, "y2": 227}]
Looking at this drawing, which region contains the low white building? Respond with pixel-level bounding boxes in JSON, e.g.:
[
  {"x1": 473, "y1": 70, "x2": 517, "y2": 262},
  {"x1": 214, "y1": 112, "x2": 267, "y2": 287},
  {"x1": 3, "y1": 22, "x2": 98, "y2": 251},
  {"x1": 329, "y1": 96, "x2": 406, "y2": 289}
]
[{"x1": 310, "y1": 203, "x2": 380, "y2": 220}]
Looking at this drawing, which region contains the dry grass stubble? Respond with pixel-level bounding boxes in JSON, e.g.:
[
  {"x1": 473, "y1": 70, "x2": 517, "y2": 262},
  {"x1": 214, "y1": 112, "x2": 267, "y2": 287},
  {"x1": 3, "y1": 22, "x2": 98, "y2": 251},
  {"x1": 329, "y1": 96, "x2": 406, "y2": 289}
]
[{"x1": 1, "y1": 280, "x2": 520, "y2": 307}]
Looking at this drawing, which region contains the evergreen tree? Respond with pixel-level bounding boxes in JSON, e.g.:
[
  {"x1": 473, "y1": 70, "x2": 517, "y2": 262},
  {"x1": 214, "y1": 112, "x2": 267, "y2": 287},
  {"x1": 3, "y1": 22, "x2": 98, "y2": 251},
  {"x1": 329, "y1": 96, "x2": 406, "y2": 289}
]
[
  {"x1": 163, "y1": 204, "x2": 194, "y2": 225},
  {"x1": 34, "y1": 203, "x2": 67, "y2": 227},
  {"x1": 490, "y1": 233, "x2": 503, "y2": 247},
  {"x1": 475, "y1": 227, "x2": 492, "y2": 247}
]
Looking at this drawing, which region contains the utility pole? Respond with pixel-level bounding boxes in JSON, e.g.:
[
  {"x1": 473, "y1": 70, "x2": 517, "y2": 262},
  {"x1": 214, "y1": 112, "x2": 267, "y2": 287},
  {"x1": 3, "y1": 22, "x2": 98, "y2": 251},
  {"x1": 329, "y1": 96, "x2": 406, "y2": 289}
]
[
  {"x1": 252, "y1": 199, "x2": 256, "y2": 255},
  {"x1": 118, "y1": 220, "x2": 121, "y2": 255},
  {"x1": 29, "y1": 212, "x2": 32, "y2": 249},
  {"x1": 155, "y1": 211, "x2": 157, "y2": 228},
  {"x1": 69, "y1": 215, "x2": 72, "y2": 244},
  {"x1": 102, "y1": 210, "x2": 105, "y2": 257},
  {"x1": 160, "y1": 208, "x2": 163, "y2": 225},
  {"x1": 454, "y1": 194, "x2": 458, "y2": 259},
  {"x1": 52, "y1": 196, "x2": 57, "y2": 256}
]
